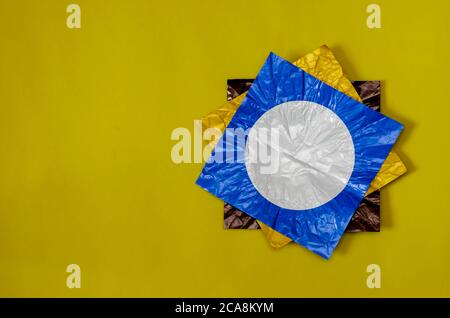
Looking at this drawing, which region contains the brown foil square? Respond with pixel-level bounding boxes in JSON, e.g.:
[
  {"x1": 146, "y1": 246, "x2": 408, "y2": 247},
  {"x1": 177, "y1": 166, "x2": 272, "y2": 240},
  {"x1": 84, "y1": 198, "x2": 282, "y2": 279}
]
[{"x1": 223, "y1": 79, "x2": 381, "y2": 232}]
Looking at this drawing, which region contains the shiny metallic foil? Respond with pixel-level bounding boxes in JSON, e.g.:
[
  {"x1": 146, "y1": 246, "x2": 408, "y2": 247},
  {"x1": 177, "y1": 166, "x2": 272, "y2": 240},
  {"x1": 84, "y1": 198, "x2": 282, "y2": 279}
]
[
  {"x1": 224, "y1": 79, "x2": 381, "y2": 233},
  {"x1": 202, "y1": 46, "x2": 406, "y2": 248}
]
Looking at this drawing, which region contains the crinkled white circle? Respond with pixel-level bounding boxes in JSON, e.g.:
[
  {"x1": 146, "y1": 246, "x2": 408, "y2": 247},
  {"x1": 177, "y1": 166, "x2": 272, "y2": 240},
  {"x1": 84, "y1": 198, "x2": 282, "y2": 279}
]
[{"x1": 245, "y1": 101, "x2": 355, "y2": 210}]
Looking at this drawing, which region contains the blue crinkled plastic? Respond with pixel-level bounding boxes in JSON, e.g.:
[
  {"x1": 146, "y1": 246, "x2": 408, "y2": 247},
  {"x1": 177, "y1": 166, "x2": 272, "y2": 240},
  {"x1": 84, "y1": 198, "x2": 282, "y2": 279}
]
[{"x1": 196, "y1": 52, "x2": 403, "y2": 259}]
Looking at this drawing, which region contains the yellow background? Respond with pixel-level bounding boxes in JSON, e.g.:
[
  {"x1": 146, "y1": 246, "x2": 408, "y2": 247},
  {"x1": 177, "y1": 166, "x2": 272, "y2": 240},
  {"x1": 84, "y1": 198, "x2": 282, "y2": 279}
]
[{"x1": 0, "y1": 0, "x2": 448, "y2": 297}]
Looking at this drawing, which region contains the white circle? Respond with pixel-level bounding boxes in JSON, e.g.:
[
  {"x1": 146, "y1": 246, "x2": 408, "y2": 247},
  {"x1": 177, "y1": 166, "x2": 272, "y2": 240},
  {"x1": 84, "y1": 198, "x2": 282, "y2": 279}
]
[{"x1": 245, "y1": 101, "x2": 355, "y2": 210}]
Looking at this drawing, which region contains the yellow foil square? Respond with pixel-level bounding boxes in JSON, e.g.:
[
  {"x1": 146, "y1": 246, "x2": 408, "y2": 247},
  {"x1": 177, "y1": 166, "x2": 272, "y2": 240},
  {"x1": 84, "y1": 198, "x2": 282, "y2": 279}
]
[{"x1": 202, "y1": 45, "x2": 407, "y2": 248}]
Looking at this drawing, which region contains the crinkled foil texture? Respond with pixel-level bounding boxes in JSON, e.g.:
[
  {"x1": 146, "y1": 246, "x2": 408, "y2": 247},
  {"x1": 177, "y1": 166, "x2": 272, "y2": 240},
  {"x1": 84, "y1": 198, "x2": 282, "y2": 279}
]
[
  {"x1": 224, "y1": 79, "x2": 382, "y2": 235},
  {"x1": 201, "y1": 45, "x2": 406, "y2": 248},
  {"x1": 197, "y1": 52, "x2": 403, "y2": 258}
]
